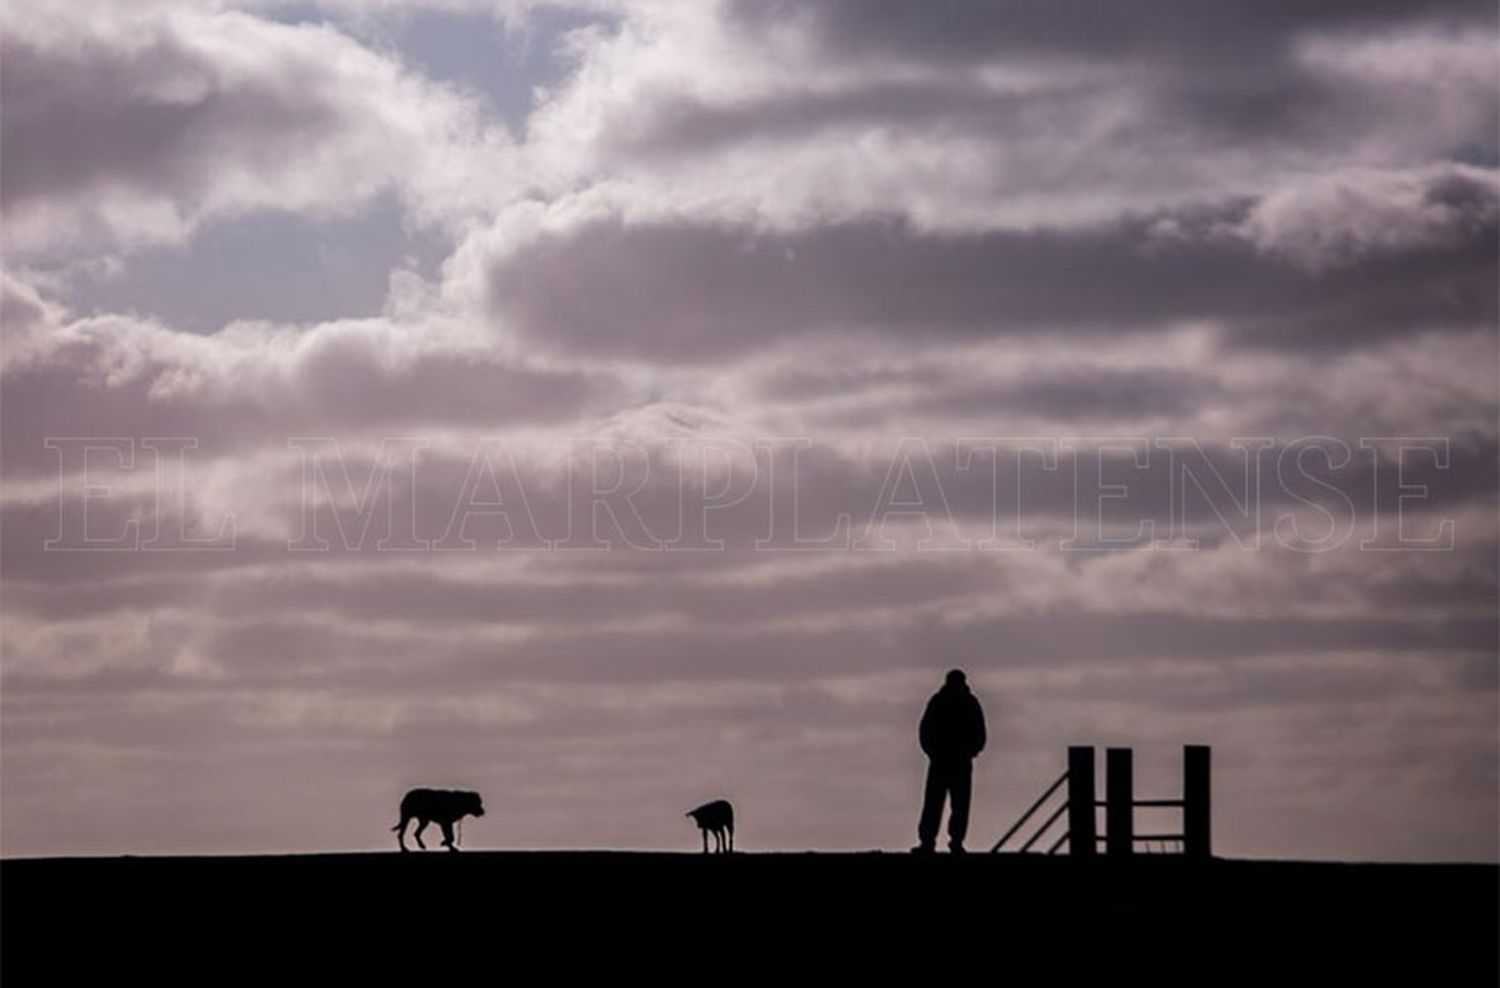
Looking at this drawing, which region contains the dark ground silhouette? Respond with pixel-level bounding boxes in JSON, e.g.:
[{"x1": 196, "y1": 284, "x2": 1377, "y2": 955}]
[
  {"x1": 686, "y1": 799, "x2": 734, "y2": 853},
  {"x1": 3, "y1": 854, "x2": 1494, "y2": 986}
]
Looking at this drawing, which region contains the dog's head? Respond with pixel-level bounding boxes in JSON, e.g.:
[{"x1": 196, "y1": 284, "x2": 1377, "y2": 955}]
[{"x1": 463, "y1": 791, "x2": 486, "y2": 818}]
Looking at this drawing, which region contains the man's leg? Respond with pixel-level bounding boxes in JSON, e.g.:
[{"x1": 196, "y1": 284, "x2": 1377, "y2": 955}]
[
  {"x1": 947, "y1": 758, "x2": 973, "y2": 851},
  {"x1": 916, "y1": 760, "x2": 947, "y2": 850}
]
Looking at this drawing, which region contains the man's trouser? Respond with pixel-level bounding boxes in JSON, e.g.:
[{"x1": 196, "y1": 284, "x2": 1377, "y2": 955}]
[{"x1": 918, "y1": 756, "x2": 973, "y2": 849}]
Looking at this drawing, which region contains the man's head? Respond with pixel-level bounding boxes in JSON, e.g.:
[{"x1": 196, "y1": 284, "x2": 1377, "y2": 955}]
[{"x1": 944, "y1": 669, "x2": 967, "y2": 689}]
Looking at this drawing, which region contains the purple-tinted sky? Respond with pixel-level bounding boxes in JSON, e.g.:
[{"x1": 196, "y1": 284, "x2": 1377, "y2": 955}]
[{"x1": 2, "y1": 0, "x2": 1496, "y2": 860}]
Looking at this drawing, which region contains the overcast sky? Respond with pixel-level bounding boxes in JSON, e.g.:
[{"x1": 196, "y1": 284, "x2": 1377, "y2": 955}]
[{"x1": 2, "y1": 0, "x2": 1496, "y2": 860}]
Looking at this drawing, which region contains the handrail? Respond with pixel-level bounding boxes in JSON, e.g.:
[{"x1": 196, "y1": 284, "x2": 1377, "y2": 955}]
[
  {"x1": 990, "y1": 770, "x2": 1069, "y2": 852},
  {"x1": 992, "y1": 744, "x2": 1210, "y2": 858},
  {"x1": 1017, "y1": 801, "x2": 1069, "y2": 853},
  {"x1": 1098, "y1": 798, "x2": 1185, "y2": 808}
]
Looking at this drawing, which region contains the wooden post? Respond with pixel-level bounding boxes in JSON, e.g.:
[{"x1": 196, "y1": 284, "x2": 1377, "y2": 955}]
[
  {"x1": 1184, "y1": 745, "x2": 1211, "y2": 858},
  {"x1": 1067, "y1": 746, "x2": 1096, "y2": 858},
  {"x1": 1106, "y1": 747, "x2": 1134, "y2": 857}
]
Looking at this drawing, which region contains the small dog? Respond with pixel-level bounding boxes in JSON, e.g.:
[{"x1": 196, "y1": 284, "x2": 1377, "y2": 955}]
[
  {"x1": 686, "y1": 799, "x2": 734, "y2": 853},
  {"x1": 393, "y1": 788, "x2": 485, "y2": 852}
]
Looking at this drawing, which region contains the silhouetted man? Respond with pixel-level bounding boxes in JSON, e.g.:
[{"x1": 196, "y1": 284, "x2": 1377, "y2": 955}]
[{"x1": 914, "y1": 669, "x2": 986, "y2": 854}]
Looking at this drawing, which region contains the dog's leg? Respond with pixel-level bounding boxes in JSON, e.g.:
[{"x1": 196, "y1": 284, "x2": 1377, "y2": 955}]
[
  {"x1": 395, "y1": 817, "x2": 409, "y2": 852},
  {"x1": 413, "y1": 819, "x2": 429, "y2": 850},
  {"x1": 440, "y1": 820, "x2": 458, "y2": 851}
]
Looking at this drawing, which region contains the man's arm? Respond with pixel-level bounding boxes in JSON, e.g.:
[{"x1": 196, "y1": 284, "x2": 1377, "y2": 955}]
[
  {"x1": 970, "y1": 696, "x2": 987, "y2": 757},
  {"x1": 919, "y1": 698, "x2": 936, "y2": 756}
]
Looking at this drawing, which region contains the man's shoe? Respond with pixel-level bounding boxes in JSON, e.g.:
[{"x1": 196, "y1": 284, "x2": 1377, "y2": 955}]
[
  {"x1": 911, "y1": 844, "x2": 936, "y2": 854},
  {"x1": 948, "y1": 842, "x2": 967, "y2": 854}
]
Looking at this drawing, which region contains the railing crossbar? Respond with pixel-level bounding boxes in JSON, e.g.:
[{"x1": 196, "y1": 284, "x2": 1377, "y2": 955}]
[
  {"x1": 990, "y1": 770, "x2": 1069, "y2": 852},
  {"x1": 1017, "y1": 800, "x2": 1069, "y2": 853},
  {"x1": 993, "y1": 744, "x2": 1210, "y2": 858}
]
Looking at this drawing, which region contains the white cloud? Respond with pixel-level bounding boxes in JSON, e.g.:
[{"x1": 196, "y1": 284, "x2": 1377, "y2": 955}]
[
  {"x1": 1235, "y1": 163, "x2": 1500, "y2": 272},
  {"x1": 1, "y1": 2, "x2": 513, "y2": 257}
]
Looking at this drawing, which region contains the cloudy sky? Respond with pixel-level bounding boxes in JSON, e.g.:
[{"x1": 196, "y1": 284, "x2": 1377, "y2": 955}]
[{"x1": 2, "y1": 0, "x2": 1496, "y2": 860}]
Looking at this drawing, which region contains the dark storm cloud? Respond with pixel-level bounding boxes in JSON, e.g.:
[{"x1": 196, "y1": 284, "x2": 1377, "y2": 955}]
[
  {"x1": 0, "y1": 6, "x2": 495, "y2": 255},
  {"x1": 805, "y1": 366, "x2": 1220, "y2": 424},
  {"x1": 211, "y1": 554, "x2": 996, "y2": 630},
  {"x1": 609, "y1": 49, "x2": 1490, "y2": 171},
  {"x1": 0, "y1": 320, "x2": 613, "y2": 476},
  {"x1": 113, "y1": 561, "x2": 1500, "y2": 679},
  {"x1": 0, "y1": 27, "x2": 334, "y2": 209},
  {"x1": 728, "y1": 0, "x2": 1495, "y2": 64},
  {"x1": 486, "y1": 201, "x2": 1497, "y2": 360},
  {"x1": 5, "y1": 583, "x2": 1492, "y2": 694},
  {"x1": 4, "y1": 435, "x2": 1492, "y2": 622},
  {"x1": 260, "y1": 434, "x2": 1499, "y2": 557},
  {"x1": 4, "y1": 434, "x2": 1491, "y2": 579},
  {"x1": 607, "y1": 81, "x2": 1094, "y2": 157}
]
